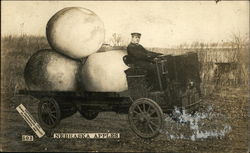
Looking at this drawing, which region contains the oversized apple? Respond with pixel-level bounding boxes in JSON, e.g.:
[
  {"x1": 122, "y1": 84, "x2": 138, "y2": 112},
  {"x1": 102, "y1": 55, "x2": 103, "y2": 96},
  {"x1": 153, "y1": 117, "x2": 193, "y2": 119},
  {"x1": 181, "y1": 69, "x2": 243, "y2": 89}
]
[
  {"x1": 80, "y1": 50, "x2": 129, "y2": 92},
  {"x1": 46, "y1": 7, "x2": 105, "y2": 59},
  {"x1": 24, "y1": 49, "x2": 81, "y2": 91}
]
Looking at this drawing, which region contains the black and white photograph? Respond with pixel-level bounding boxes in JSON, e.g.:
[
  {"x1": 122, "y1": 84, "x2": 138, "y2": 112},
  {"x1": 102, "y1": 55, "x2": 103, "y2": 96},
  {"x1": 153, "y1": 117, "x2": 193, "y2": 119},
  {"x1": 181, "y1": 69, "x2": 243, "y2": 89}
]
[{"x1": 1, "y1": 1, "x2": 249, "y2": 152}]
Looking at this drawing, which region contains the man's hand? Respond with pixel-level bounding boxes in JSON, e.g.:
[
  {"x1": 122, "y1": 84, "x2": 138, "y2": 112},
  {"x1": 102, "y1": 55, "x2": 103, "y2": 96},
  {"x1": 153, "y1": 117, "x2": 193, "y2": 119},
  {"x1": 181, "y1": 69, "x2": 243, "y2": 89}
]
[
  {"x1": 153, "y1": 54, "x2": 165, "y2": 61},
  {"x1": 153, "y1": 57, "x2": 158, "y2": 61},
  {"x1": 158, "y1": 54, "x2": 165, "y2": 57}
]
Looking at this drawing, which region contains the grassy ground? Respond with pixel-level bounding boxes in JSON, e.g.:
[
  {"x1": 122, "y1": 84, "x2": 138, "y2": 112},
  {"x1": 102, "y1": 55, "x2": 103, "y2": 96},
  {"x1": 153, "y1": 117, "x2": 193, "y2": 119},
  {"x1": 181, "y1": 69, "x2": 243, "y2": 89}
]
[
  {"x1": 1, "y1": 35, "x2": 249, "y2": 152},
  {"x1": 1, "y1": 87, "x2": 248, "y2": 152}
]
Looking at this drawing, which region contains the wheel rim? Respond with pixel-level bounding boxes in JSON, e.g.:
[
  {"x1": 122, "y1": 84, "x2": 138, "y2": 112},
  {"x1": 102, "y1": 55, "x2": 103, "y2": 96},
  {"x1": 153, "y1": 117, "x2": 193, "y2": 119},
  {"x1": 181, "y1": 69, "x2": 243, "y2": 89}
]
[
  {"x1": 38, "y1": 98, "x2": 61, "y2": 129},
  {"x1": 128, "y1": 98, "x2": 163, "y2": 138}
]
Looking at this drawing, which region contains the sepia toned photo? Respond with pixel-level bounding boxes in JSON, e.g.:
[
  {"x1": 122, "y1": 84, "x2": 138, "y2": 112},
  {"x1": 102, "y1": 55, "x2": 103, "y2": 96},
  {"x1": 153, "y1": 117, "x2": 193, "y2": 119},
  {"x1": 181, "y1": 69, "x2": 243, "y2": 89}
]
[{"x1": 1, "y1": 1, "x2": 249, "y2": 152}]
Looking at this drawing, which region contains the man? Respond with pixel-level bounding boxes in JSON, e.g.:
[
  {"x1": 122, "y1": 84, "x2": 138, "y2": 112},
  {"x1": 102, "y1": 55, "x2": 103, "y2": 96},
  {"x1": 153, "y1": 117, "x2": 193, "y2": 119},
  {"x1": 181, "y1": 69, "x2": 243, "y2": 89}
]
[
  {"x1": 126, "y1": 33, "x2": 162, "y2": 91},
  {"x1": 127, "y1": 32, "x2": 162, "y2": 68}
]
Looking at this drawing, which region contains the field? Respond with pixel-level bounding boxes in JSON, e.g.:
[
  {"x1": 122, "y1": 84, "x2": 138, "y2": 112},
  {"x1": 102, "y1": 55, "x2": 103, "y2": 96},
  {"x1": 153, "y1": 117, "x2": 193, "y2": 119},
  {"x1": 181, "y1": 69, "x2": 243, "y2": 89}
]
[{"x1": 1, "y1": 35, "x2": 249, "y2": 152}]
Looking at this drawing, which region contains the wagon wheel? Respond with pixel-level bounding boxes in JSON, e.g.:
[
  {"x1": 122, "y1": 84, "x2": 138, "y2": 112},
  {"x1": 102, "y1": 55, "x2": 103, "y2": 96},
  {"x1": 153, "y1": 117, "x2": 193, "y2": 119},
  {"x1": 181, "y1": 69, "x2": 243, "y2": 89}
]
[
  {"x1": 128, "y1": 98, "x2": 164, "y2": 138},
  {"x1": 38, "y1": 97, "x2": 61, "y2": 129},
  {"x1": 80, "y1": 109, "x2": 99, "y2": 120}
]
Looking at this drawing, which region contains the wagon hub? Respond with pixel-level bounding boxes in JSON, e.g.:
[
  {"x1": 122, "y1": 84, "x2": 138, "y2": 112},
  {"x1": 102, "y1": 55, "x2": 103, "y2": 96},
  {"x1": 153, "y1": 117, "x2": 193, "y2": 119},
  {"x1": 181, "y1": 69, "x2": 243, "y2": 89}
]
[
  {"x1": 137, "y1": 113, "x2": 145, "y2": 122},
  {"x1": 137, "y1": 113, "x2": 149, "y2": 122}
]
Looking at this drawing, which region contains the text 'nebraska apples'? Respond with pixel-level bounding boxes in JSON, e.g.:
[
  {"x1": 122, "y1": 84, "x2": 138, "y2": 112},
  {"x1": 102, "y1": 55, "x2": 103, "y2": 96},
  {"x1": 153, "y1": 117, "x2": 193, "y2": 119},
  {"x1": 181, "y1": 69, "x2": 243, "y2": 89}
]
[
  {"x1": 46, "y1": 7, "x2": 105, "y2": 59},
  {"x1": 24, "y1": 49, "x2": 81, "y2": 91},
  {"x1": 80, "y1": 50, "x2": 129, "y2": 92}
]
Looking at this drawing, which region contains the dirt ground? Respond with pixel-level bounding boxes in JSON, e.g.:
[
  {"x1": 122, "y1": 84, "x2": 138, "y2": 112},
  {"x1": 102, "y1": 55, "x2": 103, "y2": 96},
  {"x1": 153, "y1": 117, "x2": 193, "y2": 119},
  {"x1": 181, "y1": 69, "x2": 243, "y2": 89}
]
[{"x1": 0, "y1": 87, "x2": 249, "y2": 152}]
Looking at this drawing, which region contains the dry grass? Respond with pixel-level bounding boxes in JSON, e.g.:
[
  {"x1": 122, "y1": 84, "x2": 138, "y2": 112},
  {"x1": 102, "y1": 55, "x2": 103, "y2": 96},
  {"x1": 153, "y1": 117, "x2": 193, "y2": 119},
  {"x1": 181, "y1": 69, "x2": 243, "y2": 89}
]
[{"x1": 1, "y1": 35, "x2": 50, "y2": 98}]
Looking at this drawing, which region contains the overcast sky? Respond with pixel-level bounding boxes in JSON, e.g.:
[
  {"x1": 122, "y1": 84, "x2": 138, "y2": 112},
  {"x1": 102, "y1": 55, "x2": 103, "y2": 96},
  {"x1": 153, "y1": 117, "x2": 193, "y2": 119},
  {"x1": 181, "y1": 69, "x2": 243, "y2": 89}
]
[{"x1": 1, "y1": 1, "x2": 249, "y2": 47}]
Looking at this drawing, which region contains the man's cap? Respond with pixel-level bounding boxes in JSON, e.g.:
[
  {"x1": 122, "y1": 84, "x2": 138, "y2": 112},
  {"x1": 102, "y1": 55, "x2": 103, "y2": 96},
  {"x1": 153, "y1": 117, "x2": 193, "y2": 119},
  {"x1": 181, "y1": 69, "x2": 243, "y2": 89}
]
[{"x1": 131, "y1": 32, "x2": 141, "y2": 37}]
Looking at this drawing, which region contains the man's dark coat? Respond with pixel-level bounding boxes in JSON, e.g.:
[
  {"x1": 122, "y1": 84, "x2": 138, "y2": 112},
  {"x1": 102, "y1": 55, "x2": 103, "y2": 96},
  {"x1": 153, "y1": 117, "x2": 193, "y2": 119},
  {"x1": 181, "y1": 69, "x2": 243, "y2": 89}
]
[{"x1": 127, "y1": 43, "x2": 162, "y2": 66}]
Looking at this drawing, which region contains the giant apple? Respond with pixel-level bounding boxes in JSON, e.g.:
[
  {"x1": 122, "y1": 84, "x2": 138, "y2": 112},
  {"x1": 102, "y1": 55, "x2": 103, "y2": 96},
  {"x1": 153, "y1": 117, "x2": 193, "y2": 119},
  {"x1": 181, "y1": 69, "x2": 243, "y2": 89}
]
[
  {"x1": 46, "y1": 7, "x2": 105, "y2": 59},
  {"x1": 80, "y1": 50, "x2": 129, "y2": 92},
  {"x1": 24, "y1": 49, "x2": 81, "y2": 91}
]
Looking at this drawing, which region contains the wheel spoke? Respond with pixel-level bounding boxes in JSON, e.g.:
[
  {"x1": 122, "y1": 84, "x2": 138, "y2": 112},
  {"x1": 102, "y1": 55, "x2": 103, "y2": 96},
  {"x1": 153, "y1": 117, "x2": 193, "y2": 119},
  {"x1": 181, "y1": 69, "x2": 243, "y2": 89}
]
[
  {"x1": 50, "y1": 105, "x2": 56, "y2": 112},
  {"x1": 41, "y1": 105, "x2": 45, "y2": 111},
  {"x1": 46, "y1": 104, "x2": 52, "y2": 113},
  {"x1": 149, "y1": 109, "x2": 156, "y2": 115},
  {"x1": 41, "y1": 107, "x2": 46, "y2": 114},
  {"x1": 143, "y1": 104, "x2": 146, "y2": 112},
  {"x1": 143, "y1": 122, "x2": 148, "y2": 133},
  {"x1": 149, "y1": 120, "x2": 158, "y2": 128},
  {"x1": 50, "y1": 102, "x2": 56, "y2": 111},
  {"x1": 48, "y1": 115, "x2": 55, "y2": 124},
  {"x1": 41, "y1": 111, "x2": 48, "y2": 115},
  {"x1": 50, "y1": 113, "x2": 57, "y2": 119},
  {"x1": 133, "y1": 110, "x2": 140, "y2": 115},
  {"x1": 135, "y1": 123, "x2": 143, "y2": 133},
  {"x1": 148, "y1": 123, "x2": 155, "y2": 133},
  {"x1": 134, "y1": 119, "x2": 142, "y2": 126},
  {"x1": 138, "y1": 122, "x2": 146, "y2": 133},
  {"x1": 45, "y1": 116, "x2": 51, "y2": 125},
  {"x1": 131, "y1": 117, "x2": 139, "y2": 120},
  {"x1": 144, "y1": 122, "x2": 149, "y2": 133},
  {"x1": 49, "y1": 117, "x2": 54, "y2": 125},
  {"x1": 146, "y1": 105, "x2": 151, "y2": 113},
  {"x1": 149, "y1": 116, "x2": 160, "y2": 121},
  {"x1": 42, "y1": 104, "x2": 47, "y2": 112},
  {"x1": 136, "y1": 105, "x2": 143, "y2": 113},
  {"x1": 50, "y1": 110, "x2": 57, "y2": 114},
  {"x1": 45, "y1": 103, "x2": 50, "y2": 109}
]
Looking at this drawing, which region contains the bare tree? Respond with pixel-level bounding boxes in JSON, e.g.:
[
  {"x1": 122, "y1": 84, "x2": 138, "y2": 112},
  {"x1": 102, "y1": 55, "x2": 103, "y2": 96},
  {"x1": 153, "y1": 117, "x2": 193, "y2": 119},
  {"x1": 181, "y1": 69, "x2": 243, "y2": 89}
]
[
  {"x1": 229, "y1": 32, "x2": 248, "y2": 62},
  {"x1": 109, "y1": 33, "x2": 122, "y2": 46},
  {"x1": 109, "y1": 33, "x2": 129, "y2": 47},
  {"x1": 190, "y1": 41, "x2": 200, "y2": 49},
  {"x1": 178, "y1": 42, "x2": 189, "y2": 49}
]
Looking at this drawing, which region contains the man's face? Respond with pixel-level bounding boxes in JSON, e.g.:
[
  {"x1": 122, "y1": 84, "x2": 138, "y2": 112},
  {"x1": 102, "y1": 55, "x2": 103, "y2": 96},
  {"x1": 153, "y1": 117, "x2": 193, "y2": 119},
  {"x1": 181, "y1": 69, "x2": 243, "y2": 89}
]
[{"x1": 131, "y1": 36, "x2": 140, "y2": 44}]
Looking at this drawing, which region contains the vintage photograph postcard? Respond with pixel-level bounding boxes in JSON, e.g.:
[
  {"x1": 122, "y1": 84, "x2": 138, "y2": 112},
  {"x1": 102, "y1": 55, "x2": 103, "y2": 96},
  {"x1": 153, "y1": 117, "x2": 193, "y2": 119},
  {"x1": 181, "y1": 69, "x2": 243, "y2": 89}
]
[{"x1": 1, "y1": 1, "x2": 249, "y2": 152}]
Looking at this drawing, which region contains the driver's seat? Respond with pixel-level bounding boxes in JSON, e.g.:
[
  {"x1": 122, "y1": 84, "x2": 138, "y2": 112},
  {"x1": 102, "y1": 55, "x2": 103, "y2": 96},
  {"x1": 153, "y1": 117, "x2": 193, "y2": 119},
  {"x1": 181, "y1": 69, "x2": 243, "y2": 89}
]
[
  {"x1": 123, "y1": 55, "x2": 147, "y2": 75},
  {"x1": 123, "y1": 55, "x2": 135, "y2": 67}
]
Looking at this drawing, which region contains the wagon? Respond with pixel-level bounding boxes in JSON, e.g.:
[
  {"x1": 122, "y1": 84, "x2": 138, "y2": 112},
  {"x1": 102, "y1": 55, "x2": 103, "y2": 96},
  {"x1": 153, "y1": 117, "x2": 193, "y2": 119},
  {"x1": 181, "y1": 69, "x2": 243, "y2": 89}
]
[{"x1": 18, "y1": 52, "x2": 201, "y2": 139}]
